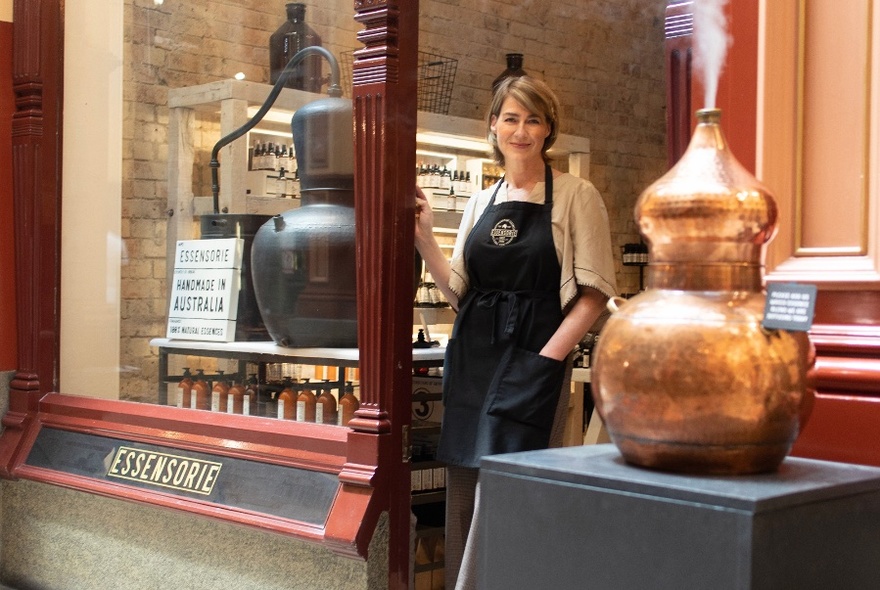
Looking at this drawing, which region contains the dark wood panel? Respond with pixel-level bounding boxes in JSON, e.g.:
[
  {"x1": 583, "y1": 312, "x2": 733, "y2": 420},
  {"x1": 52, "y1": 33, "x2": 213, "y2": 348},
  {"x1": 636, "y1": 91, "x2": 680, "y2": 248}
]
[
  {"x1": 0, "y1": 20, "x2": 16, "y2": 370},
  {"x1": 792, "y1": 393, "x2": 880, "y2": 467},
  {"x1": 813, "y1": 289, "x2": 880, "y2": 328},
  {"x1": 11, "y1": 0, "x2": 63, "y2": 392}
]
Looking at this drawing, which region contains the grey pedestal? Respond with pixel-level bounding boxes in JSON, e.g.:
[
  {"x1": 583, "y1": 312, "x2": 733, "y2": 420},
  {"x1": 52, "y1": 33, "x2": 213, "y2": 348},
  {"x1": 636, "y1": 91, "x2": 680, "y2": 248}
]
[{"x1": 479, "y1": 444, "x2": 880, "y2": 590}]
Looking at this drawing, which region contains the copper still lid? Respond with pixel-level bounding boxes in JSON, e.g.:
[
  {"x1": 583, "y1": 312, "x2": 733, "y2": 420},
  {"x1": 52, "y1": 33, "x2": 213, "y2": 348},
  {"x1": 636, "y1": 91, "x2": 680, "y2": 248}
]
[{"x1": 636, "y1": 108, "x2": 778, "y2": 291}]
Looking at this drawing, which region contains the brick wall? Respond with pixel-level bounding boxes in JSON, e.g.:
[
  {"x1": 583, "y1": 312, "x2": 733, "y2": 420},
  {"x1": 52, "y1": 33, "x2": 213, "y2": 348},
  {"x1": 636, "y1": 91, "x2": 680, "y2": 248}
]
[{"x1": 122, "y1": 0, "x2": 667, "y2": 400}]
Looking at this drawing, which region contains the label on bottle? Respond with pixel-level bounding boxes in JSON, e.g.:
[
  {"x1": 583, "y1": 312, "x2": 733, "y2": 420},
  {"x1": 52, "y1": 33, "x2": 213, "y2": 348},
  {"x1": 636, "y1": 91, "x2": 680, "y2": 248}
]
[
  {"x1": 176, "y1": 390, "x2": 184, "y2": 409},
  {"x1": 296, "y1": 400, "x2": 305, "y2": 422},
  {"x1": 243, "y1": 394, "x2": 251, "y2": 416},
  {"x1": 277, "y1": 399, "x2": 285, "y2": 420},
  {"x1": 190, "y1": 396, "x2": 197, "y2": 410},
  {"x1": 315, "y1": 402, "x2": 324, "y2": 424},
  {"x1": 434, "y1": 467, "x2": 445, "y2": 488}
]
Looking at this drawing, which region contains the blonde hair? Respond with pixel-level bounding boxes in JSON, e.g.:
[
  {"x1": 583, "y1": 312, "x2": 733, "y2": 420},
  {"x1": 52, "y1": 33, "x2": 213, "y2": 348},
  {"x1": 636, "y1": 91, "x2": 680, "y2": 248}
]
[{"x1": 486, "y1": 75, "x2": 561, "y2": 167}]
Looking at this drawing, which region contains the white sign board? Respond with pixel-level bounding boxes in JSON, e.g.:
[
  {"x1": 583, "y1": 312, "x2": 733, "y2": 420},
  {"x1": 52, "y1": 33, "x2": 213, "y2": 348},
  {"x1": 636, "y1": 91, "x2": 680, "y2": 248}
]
[{"x1": 166, "y1": 238, "x2": 243, "y2": 342}]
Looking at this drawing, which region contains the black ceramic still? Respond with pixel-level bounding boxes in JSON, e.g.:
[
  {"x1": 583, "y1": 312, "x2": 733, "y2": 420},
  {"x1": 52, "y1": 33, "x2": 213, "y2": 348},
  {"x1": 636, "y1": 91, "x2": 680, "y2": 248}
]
[{"x1": 251, "y1": 96, "x2": 358, "y2": 347}]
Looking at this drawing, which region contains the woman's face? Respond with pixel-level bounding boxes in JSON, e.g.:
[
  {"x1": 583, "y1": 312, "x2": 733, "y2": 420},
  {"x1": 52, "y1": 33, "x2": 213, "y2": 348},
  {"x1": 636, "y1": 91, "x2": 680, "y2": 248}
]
[{"x1": 490, "y1": 97, "x2": 551, "y2": 168}]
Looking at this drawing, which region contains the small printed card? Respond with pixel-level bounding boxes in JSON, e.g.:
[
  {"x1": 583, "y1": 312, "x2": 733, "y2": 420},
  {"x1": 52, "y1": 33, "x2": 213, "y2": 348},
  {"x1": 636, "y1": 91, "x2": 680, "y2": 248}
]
[
  {"x1": 166, "y1": 238, "x2": 243, "y2": 342},
  {"x1": 762, "y1": 282, "x2": 817, "y2": 332}
]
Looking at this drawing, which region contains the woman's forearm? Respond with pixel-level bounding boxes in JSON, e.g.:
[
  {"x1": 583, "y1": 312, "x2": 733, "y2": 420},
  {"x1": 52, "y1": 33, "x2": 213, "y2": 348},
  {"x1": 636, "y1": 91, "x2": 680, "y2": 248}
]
[
  {"x1": 415, "y1": 186, "x2": 460, "y2": 310},
  {"x1": 539, "y1": 287, "x2": 607, "y2": 361},
  {"x1": 416, "y1": 235, "x2": 459, "y2": 310}
]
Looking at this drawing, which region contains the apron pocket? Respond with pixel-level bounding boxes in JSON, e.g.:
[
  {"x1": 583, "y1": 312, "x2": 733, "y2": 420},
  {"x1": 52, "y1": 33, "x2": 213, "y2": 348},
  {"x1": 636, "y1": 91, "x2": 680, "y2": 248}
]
[{"x1": 485, "y1": 346, "x2": 565, "y2": 431}]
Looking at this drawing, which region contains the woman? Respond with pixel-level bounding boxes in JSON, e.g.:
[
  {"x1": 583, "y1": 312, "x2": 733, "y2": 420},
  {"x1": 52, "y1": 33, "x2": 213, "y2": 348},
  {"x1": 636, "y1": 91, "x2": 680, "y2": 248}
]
[{"x1": 414, "y1": 76, "x2": 617, "y2": 589}]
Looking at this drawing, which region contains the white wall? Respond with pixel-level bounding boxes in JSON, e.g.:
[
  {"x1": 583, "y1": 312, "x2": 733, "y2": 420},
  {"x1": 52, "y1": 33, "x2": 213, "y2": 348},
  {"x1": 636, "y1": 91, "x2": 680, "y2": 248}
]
[{"x1": 60, "y1": 0, "x2": 123, "y2": 398}]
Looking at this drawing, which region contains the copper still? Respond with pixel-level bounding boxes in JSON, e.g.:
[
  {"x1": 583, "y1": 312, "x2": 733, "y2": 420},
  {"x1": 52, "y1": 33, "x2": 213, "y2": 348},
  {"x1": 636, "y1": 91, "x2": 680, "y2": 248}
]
[{"x1": 591, "y1": 108, "x2": 815, "y2": 475}]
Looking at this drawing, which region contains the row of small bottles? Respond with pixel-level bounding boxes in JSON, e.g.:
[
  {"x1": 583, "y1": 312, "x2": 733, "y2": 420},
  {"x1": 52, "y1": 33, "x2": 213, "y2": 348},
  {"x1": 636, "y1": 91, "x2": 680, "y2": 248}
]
[
  {"x1": 265, "y1": 167, "x2": 301, "y2": 199},
  {"x1": 176, "y1": 369, "x2": 359, "y2": 427},
  {"x1": 250, "y1": 142, "x2": 297, "y2": 172},
  {"x1": 275, "y1": 378, "x2": 360, "y2": 426},
  {"x1": 415, "y1": 281, "x2": 448, "y2": 308},
  {"x1": 621, "y1": 242, "x2": 649, "y2": 265},
  {"x1": 416, "y1": 163, "x2": 474, "y2": 197}
]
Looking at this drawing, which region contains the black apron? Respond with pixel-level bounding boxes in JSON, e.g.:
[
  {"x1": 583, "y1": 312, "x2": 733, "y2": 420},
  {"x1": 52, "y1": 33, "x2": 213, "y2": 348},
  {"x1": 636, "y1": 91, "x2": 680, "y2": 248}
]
[{"x1": 437, "y1": 165, "x2": 566, "y2": 468}]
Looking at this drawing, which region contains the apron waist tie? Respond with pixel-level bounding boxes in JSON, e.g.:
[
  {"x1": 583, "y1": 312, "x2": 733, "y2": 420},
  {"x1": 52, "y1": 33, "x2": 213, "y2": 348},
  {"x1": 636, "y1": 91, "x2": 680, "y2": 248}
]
[{"x1": 473, "y1": 289, "x2": 555, "y2": 344}]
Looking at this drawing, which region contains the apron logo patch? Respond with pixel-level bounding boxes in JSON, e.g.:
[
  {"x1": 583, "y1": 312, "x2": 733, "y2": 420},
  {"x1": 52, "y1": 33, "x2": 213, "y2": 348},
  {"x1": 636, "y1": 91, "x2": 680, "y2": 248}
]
[{"x1": 490, "y1": 219, "x2": 518, "y2": 246}]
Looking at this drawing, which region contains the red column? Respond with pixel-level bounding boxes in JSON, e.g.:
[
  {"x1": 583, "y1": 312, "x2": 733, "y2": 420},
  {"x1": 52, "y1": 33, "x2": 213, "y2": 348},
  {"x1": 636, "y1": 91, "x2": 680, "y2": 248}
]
[{"x1": 0, "y1": 18, "x2": 17, "y2": 371}]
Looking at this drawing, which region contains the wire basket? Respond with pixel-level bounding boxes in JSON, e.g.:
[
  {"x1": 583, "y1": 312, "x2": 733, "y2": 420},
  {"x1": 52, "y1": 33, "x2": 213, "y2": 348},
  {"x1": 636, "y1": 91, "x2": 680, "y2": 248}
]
[{"x1": 340, "y1": 50, "x2": 458, "y2": 115}]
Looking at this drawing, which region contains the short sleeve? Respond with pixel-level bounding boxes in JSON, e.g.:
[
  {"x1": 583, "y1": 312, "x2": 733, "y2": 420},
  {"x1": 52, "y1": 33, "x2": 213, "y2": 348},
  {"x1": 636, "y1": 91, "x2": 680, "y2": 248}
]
[{"x1": 555, "y1": 176, "x2": 618, "y2": 310}]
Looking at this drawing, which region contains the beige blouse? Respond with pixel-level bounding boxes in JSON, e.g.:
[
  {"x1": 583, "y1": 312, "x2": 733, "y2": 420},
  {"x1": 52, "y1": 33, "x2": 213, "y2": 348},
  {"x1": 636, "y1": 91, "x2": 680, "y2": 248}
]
[{"x1": 448, "y1": 173, "x2": 618, "y2": 312}]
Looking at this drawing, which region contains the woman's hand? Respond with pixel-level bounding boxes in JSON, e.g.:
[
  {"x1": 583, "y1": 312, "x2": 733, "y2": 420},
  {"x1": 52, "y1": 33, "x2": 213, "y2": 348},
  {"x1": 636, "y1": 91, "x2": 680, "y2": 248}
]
[{"x1": 414, "y1": 186, "x2": 435, "y2": 248}]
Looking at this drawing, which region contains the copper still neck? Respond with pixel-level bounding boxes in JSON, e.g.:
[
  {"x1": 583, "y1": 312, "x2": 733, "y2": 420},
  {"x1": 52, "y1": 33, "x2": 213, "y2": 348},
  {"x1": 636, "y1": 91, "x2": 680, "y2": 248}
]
[{"x1": 636, "y1": 108, "x2": 778, "y2": 291}]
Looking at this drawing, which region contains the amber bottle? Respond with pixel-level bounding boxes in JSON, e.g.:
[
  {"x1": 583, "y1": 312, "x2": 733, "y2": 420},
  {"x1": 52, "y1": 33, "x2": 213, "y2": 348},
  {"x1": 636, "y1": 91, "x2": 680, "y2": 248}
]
[
  {"x1": 211, "y1": 371, "x2": 230, "y2": 412},
  {"x1": 491, "y1": 53, "x2": 527, "y2": 94},
  {"x1": 296, "y1": 378, "x2": 317, "y2": 422},
  {"x1": 277, "y1": 378, "x2": 296, "y2": 420},
  {"x1": 337, "y1": 381, "x2": 360, "y2": 426},
  {"x1": 192, "y1": 369, "x2": 210, "y2": 410},
  {"x1": 227, "y1": 382, "x2": 245, "y2": 414},
  {"x1": 177, "y1": 367, "x2": 193, "y2": 409},
  {"x1": 316, "y1": 380, "x2": 337, "y2": 425},
  {"x1": 268, "y1": 2, "x2": 323, "y2": 92}
]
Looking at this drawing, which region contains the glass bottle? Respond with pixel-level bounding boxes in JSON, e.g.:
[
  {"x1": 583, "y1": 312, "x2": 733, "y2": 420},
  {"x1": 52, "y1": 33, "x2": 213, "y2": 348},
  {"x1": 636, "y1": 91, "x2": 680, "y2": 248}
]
[
  {"x1": 296, "y1": 378, "x2": 317, "y2": 422},
  {"x1": 192, "y1": 369, "x2": 210, "y2": 411},
  {"x1": 227, "y1": 381, "x2": 245, "y2": 414},
  {"x1": 211, "y1": 371, "x2": 229, "y2": 412},
  {"x1": 277, "y1": 378, "x2": 295, "y2": 420},
  {"x1": 177, "y1": 367, "x2": 193, "y2": 409},
  {"x1": 492, "y1": 53, "x2": 527, "y2": 94},
  {"x1": 316, "y1": 380, "x2": 337, "y2": 425},
  {"x1": 269, "y1": 3, "x2": 323, "y2": 92},
  {"x1": 244, "y1": 374, "x2": 259, "y2": 416},
  {"x1": 338, "y1": 381, "x2": 359, "y2": 426}
]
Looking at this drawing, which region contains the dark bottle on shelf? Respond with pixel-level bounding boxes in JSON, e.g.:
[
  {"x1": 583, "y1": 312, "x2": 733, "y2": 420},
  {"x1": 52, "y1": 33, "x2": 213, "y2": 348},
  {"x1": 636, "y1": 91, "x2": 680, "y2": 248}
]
[
  {"x1": 177, "y1": 368, "x2": 193, "y2": 409},
  {"x1": 492, "y1": 53, "x2": 527, "y2": 94},
  {"x1": 269, "y1": 2, "x2": 323, "y2": 92}
]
